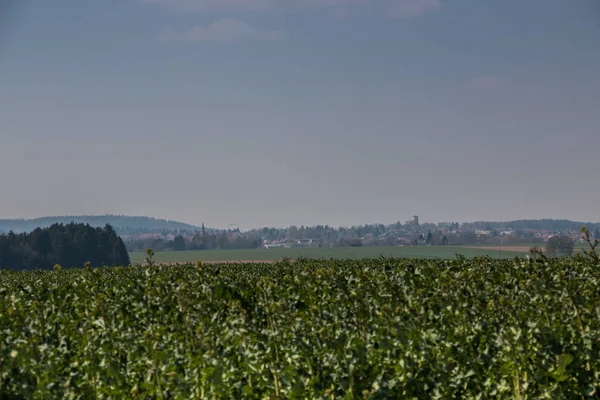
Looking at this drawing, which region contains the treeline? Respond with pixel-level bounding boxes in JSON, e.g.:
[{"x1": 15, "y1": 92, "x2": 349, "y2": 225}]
[
  {"x1": 0, "y1": 223, "x2": 130, "y2": 270},
  {"x1": 124, "y1": 222, "x2": 550, "y2": 253},
  {"x1": 125, "y1": 228, "x2": 260, "y2": 253}
]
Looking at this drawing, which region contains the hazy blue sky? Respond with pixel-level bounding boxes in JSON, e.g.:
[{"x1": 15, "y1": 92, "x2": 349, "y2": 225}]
[{"x1": 1, "y1": 0, "x2": 599, "y2": 229}]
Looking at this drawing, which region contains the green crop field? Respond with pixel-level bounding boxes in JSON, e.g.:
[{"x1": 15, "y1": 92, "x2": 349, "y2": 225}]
[
  {"x1": 1, "y1": 255, "x2": 599, "y2": 398},
  {"x1": 129, "y1": 245, "x2": 528, "y2": 264}
]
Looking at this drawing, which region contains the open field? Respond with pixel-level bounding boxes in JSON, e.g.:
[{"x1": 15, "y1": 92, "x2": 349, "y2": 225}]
[
  {"x1": 464, "y1": 245, "x2": 532, "y2": 253},
  {"x1": 466, "y1": 241, "x2": 593, "y2": 253},
  {"x1": 130, "y1": 245, "x2": 528, "y2": 264}
]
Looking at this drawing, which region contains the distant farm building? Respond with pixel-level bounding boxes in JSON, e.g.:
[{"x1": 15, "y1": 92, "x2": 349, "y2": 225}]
[
  {"x1": 264, "y1": 243, "x2": 286, "y2": 249},
  {"x1": 291, "y1": 239, "x2": 318, "y2": 248},
  {"x1": 263, "y1": 238, "x2": 318, "y2": 249},
  {"x1": 263, "y1": 239, "x2": 287, "y2": 249}
]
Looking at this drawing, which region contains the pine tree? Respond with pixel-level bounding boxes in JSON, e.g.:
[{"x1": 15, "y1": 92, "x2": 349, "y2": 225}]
[
  {"x1": 111, "y1": 237, "x2": 130, "y2": 266},
  {"x1": 173, "y1": 235, "x2": 186, "y2": 251}
]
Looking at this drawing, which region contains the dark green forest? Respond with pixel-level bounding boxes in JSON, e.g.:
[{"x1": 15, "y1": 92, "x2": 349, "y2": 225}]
[{"x1": 0, "y1": 223, "x2": 130, "y2": 270}]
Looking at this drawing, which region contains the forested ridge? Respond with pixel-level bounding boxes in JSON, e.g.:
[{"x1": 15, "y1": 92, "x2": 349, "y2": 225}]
[{"x1": 0, "y1": 215, "x2": 199, "y2": 235}]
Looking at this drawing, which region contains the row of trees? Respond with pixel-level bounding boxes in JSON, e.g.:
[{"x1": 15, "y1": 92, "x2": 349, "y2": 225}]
[
  {"x1": 250, "y1": 224, "x2": 553, "y2": 247},
  {"x1": 125, "y1": 225, "x2": 260, "y2": 253},
  {"x1": 0, "y1": 223, "x2": 130, "y2": 270},
  {"x1": 125, "y1": 224, "x2": 584, "y2": 252}
]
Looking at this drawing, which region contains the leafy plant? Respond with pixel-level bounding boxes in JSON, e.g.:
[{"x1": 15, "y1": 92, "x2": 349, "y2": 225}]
[
  {"x1": 1, "y1": 256, "x2": 599, "y2": 398},
  {"x1": 581, "y1": 226, "x2": 599, "y2": 263},
  {"x1": 145, "y1": 248, "x2": 155, "y2": 266}
]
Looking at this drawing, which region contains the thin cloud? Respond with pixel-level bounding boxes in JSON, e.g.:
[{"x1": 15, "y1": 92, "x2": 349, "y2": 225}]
[
  {"x1": 387, "y1": 0, "x2": 442, "y2": 18},
  {"x1": 144, "y1": 0, "x2": 358, "y2": 12},
  {"x1": 144, "y1": 0, "x2": 443, "y2": 18},
  {"x1": 467, "y1": 76, "x2": 506, "y2": 90},
  {"x1": 143, "y1": 0, "x2": 271, "y2": 13},
  {"x1": 164, "y1": 19, "x2": 283, "y2": 43},
  {"x1": 331, "y1": 8, "x2": 350, "y2": 19}
]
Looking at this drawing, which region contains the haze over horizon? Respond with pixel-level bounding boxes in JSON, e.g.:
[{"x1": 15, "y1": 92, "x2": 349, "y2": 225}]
[
  {"x1": 2, "y1": 0, "x2": 599, "y2": 230},
  {"x1": 1, "y1": 214, "x2": 600, "y2": 233}
]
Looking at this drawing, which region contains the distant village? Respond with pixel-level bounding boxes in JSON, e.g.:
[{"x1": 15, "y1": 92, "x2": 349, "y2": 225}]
[
  {"x1": 120, "y1": 216, "x2": 599, "y2": 252},
  {"x1": 2, "y1": 214, "x2": 594, "y2": 253}
]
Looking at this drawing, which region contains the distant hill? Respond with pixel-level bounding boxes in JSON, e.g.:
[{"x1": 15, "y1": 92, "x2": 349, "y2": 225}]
[
  {"x1": 461, "y1": 219, "x2": 600, "y2": 232},
  {"x1": 0, "y1": 215, "x2": 201, "y2": 235}
]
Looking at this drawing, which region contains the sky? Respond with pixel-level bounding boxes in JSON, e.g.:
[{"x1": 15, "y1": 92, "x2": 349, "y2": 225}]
[{"x1": 1, "y1": 0, "x2": 599, "y2": 230}]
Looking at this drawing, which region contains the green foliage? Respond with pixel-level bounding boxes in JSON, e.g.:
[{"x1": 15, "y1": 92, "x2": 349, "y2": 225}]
[
  {"x1": 145, "y1": 248, "x2": 155, "y2": 267},
  {"x1": 581, "y1": 227, "x2": 599, "y2": 263},
  {"x1": 1, "y1": 256, "x2": 599, "y2": 398}
]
